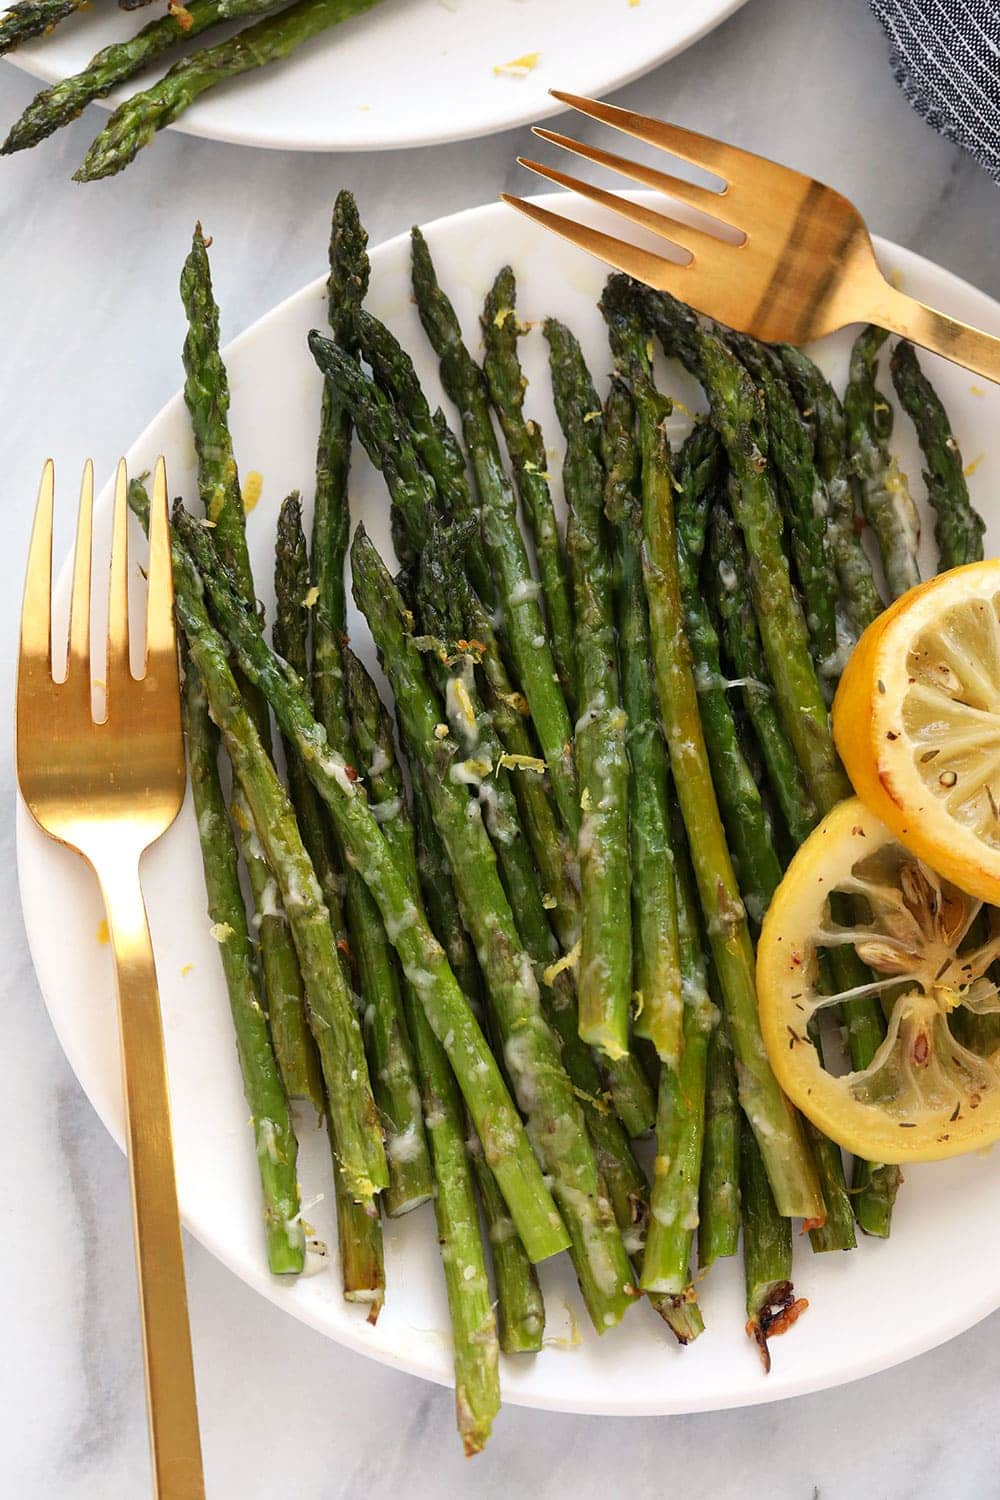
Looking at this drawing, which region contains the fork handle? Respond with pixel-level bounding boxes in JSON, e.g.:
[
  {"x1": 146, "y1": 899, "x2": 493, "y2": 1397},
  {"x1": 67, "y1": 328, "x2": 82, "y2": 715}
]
[
  {"x1": 97, "y1": 855, "x2": 206, "y2": 1500},
  {"x1": 866, "y1": 278, "x2": 1000, "y2": 385}
]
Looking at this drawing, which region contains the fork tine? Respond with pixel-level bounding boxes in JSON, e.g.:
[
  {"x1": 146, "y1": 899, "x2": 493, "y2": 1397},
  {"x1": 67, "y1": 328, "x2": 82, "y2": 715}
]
[
  {"x1": 144, "y1": 457, "x2": 177, "y2": 672},
  {"x1": 550, "y1": 92, "x2": 738, "y2": 181},
  {"x1": 20, "y1": 460, "x2": 54, "y2": 673},
  {"x1": 107, "y1": 458, "x2": 132, "y2": 687},
  {"x1": 67, "y1": 459, "x2": 93, "y2": 683},
  {"x1": 517, "y1": 156, "x2": 737, "y2": 267},
  {"x1": 531, "y1": 127, "x2": 743, "y2": 231},
  {"x1": 500, "y1": 193, "x2": 696, "y2": 299}
]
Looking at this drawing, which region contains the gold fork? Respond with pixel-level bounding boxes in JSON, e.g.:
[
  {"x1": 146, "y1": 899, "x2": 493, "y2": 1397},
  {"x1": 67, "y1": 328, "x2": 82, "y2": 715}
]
[
  {"x1": 17, "y1": 458, "x2": 204, "y2": 1500},
  {"x1": 504, "y1": 91, "x2": 1000, "y2": 382}
]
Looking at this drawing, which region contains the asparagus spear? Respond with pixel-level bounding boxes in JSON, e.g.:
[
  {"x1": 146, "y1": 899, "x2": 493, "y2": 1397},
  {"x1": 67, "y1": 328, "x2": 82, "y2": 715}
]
[
  {"x1": 173, "y1": 512, "x2": 567, "y2": 1263},
  {"x1": 308, "y1": 336, "x2": 444, "y2": 557},
  {"x1": 637, "y1": 283, "x2": 850, "y2": 816},
  {"x1": 344, "y1": 644, "x2": 524, "y2": 1384},
  {"x1": 354, "y1": 308, "x2": 475, "y2": 527},
  {"x1": 417, "y1": 539, "x2": 648, "y2": 1241},
  {"x1": 778, "y1": 344, "x2": 884, "y2": 635},
  {"x1": 409, "y1": 785, "x2": 546, "y2": 1360},
  {"x1": 181, "y1": 224, "x2": 322, "y2": 1109},
  {"x1": 707, "y1": 502, "x2": 819, "y2": 849},
  {"x1": 603, "y1": 377, "x2": 683, "y2": 1066},
  {"x1": 674, "y1": 424, "x2": 784, "y2": 929},
  {"x1": 545, "y1": 320, "x2": 631, "y2": 1061},
  {"x1": 697, "y1": 1011, "x2": 741, "y2": 1269},
  {"x1": 456, "y1": 579, "x2": 581, "y2": 951},
  {"x1": 129, "y1": 486, "x2": 387, "y2": 1206},
  {"x1": 726, "y1": 334, "x2": 839, "y2": 672},
  {"x1": 2, "y1": 0, "x2": 283, "y2": 154},
  {"x1": 75, "y1": 0, "x2": 385, "y2": 180},
  {"x1": 601, "y1": 281, "x2": 823, "y2": 1222},
  {"x1": 181, "y1": 646, "x2": 305, "y2": 1275},
  {"x1": 456, "y1": 579, "x2": 656, "y2": 1137},
  {"x1": 409, "y1": 981, "x2": 501, "y2": 1453},
  {"x1": 843, "y1": 325, "x2": 921, "y2": 598},
  {"x1": 410, "y1": 227, "x2": 580, "y2": 841},
  {"x1": 307, "y1": 206, "x2": 433, "y2": 1217},
  {"x1": 276, "y1": 497, "x2": 432, "y2": 1216},
  {"x1": 482, "y1": 269, "x2": 577, "y2": 706},
  {"x1": 0, "y1": 0, "x2": 85, "y2": 56},
  {"x1": 351, "y1": 525, "x2": 635, "y2": 1332},
  {"x1": 704, "y1": 509, "x2": 896, "y2": 1237},
  {"x1": 137, "y1": 480, "x2": 380, "y2": 1297},
  {"x1": 890, "y1": 339, "x2": 985, "y2": 569},
  {"x1": 740, "y1": 1119, "x2": 808, "y2": 1373},
  {"x1": 640, "y1": 822, "x2": 715, "y2": 1300},
  {"x1": 312, "y1": 189, "x2": 368, "y2": 648}
]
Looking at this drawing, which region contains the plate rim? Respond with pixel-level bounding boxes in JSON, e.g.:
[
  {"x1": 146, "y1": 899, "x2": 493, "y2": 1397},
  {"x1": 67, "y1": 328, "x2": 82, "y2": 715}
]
[
  {"x1": 2, "y1": 0, "x2": 750, "y2": 154},
  {"x1": 17, "y1": 192, "x2": 1000, "y2": 1415}
]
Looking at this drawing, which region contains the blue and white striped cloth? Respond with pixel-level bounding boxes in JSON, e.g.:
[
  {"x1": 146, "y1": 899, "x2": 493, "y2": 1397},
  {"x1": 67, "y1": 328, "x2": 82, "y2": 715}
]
[{"x1": 870, "y1": 1, "x2": 1000, "y2": 182}]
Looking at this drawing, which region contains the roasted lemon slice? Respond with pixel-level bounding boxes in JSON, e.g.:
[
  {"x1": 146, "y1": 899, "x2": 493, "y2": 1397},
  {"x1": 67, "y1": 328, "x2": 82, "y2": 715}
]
[
  {"x1": 833, "y1": 560, "x2": 1000, "y2": 905},
  {"x1": 757, "y1": 797, "x2": 1000, "y2": 1162}
]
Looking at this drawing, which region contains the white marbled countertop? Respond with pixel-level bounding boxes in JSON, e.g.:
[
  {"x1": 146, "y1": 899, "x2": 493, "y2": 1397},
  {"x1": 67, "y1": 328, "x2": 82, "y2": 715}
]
[{"x1": 3, "y1": 0, "x2": 1000, "y2": 1494}]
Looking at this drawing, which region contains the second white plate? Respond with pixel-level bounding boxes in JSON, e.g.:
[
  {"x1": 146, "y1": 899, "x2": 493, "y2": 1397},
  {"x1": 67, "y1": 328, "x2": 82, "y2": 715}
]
[
  {"x1": 6, "y1": 0, "x2": 749, "y2": 154},
  {"x1": 18, "y1": 192, "x2": 1000, "y2": 1416}
]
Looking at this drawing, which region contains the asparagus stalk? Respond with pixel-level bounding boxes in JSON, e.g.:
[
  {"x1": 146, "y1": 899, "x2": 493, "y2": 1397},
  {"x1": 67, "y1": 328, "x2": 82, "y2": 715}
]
[
  {"x1": 2, "y1": 0, "x2": 284, "y2": 154},
  {"x1": 174, "y1": 512, "x2": 568, "y2": 1263},
  {"x1": 706, "y1": 502, "x2": 819, "y2": 849},
  {"x1": 740, "y1": 1118, "x2": 808, "y2": 1372},
  {"x1": 0, "y1": 0, "x2": 86, "y2": 56},
  {"x1": 351, "y1": 525, "x2": 635, "y2": 1331},
  {"x1": 181, "y1": 224, "x2": 322, "y2": 1108},
  {"x1": 276, "y1": 497, "x2": 431, "y2": 1215},
  {"x1": 129, "y1": 486, "x2": 387, "y2": 1205},
  {"x1": 75, "y1": 0, "x2": 384, "y2": 180},
  {"x1": 601, "y1": 281, "x2": 823, "y2": 1222},
  {"x1": 843, "y1": 325, "x2": 921, "y2": 598},
  {"x1": 354, "y1": 308, "x2": 476, "y2": 527},
  {"x1": 307, "y1": 207, "x2": 433, "y2": 1217},
  {"x1": 703, "y1": 509, "x2": 896, "y2": 1236},
  {"x1": 410, "y1": 227, "x2": 580, "y2": 841},
  {"x1": 408, "y1": 785, "x2": 546, "y2": 1359},
  {"x1": 327, "y1": 1130, "x2": 385, "y2": 1321},
  {"x1": 344, "y1": 646, "x2": 521, "y2": 1385},
  {"x1": 674, "y1": 424, "x2": 784, "y2": 929},
  {"x1": 139, "y1": 480, "x2": 380, "y2": 1296},
  {"x1": 417, "y1": 541, "x2": 648, "y2": 1243},
  {"x1": 228, "y1": 792, "x2": 324, "y2": 1110},
  {"x1": 312, "y1": 189, "x2": 368, "y2": 647},
  {"x1": 640, "y1": 822, "x2": 715, "y2": 1299},
  {"x1": 777, "y1": 343, "x2": 884, "y2": 635},
  {"x1": 603, "y1": 377, "x2": 683, "y2": 1066},
  {"x1": 637, "y1": 283, "x2": 850, "y2": 816},
  {"x1": 456, "y1": 579, "x2": 581, "y2": 952},
  {"x1": 697, "y1": 1011, "x2": 741, "y2": 1268},
  {"x1": 726, "y1": 334, "x2": 839, "y2": 672},
  {"x1": 482, "y1": 268, "x2": 577, "y2": 706},
  {"x1": 457, "y1": 580, "x2": 656, "y2": 1136},
  {"x1": 545, "y1": 320, "x2": 631, "y2": 1061},
  {"x1": 890, "y1": 339, "x2": 986, "y2": 569},
  {"x1": 409, "y1": 986, "x2": 501, "y2": 1453},
  {"x1": 308, "y1": 336, "x2": 444, "y2": 561},
  {"x1": 181, "y1": 647, "x2": 305, "y2": 1275}
]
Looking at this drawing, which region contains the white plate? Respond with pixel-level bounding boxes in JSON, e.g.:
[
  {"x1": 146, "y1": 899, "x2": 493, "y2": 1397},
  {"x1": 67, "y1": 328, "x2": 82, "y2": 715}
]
[
  {"x1": 6, "y1": 0, "x2": 749, "y2": 154},
  {"x1": 18, "y1": 192, "x2": 1000, "y2": 1416}
]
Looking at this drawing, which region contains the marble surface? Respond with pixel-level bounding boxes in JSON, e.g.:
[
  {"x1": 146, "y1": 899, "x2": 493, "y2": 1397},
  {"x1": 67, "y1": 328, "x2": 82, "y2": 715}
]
[{"x1": 3, "y1": 0, "x2": 1000, "y2": 1493}]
